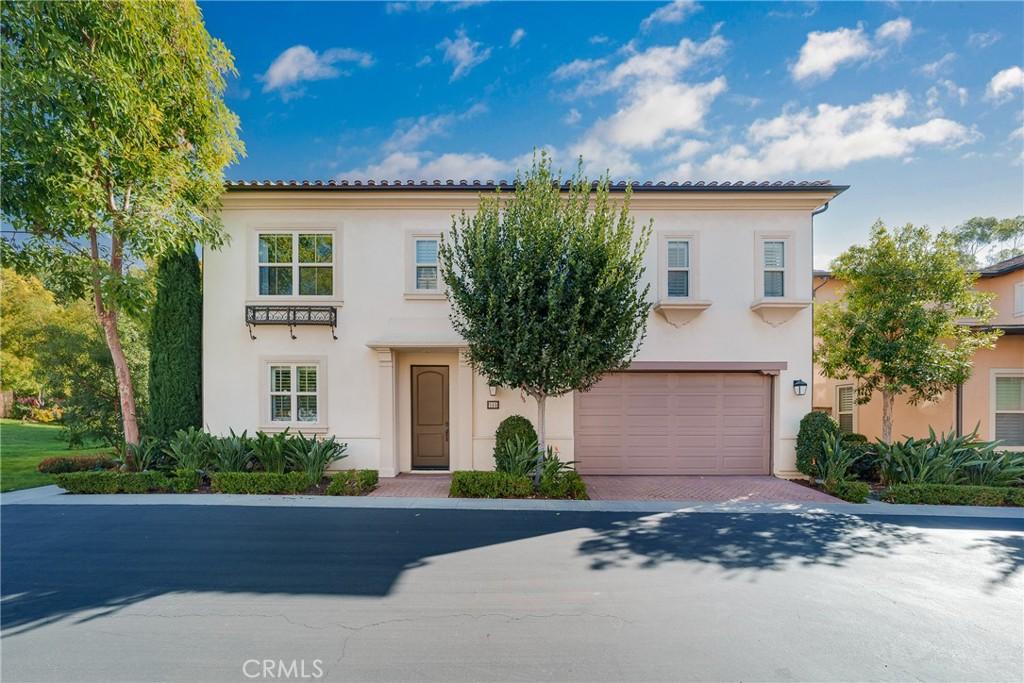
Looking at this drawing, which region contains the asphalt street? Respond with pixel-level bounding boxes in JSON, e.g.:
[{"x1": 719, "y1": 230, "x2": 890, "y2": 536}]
[{"x1": 2, "y1": 504, "x2": 1021, "y2": 682}]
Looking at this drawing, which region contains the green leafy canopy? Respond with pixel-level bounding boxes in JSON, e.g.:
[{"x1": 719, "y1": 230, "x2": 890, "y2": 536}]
[
  {"x1": 815, "y1": 221, "x2": 1000, "y2": 407},
  {"x1": 440, "y1": 153, "x2": 652, "y2": 401}
]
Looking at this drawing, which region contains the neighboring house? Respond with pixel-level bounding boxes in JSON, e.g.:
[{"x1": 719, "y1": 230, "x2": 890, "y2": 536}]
[
  {"x1": 203, "y1": 179, "x2": 847, "y2": 478},
  {"x1": 812, "y1": 254, "x2": 1024, "y2": 450}
]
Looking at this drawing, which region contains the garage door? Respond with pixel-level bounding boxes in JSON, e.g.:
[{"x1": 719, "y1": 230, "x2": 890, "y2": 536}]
[{"x1": 574, "y1": 372, "x2": 772, "y2": 475}]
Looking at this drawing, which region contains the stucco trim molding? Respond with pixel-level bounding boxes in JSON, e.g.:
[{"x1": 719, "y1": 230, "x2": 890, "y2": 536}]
[
  {"x1": 750, "y1": 298, "x2": 811, "y2": 326},
  {"x1": 653, "y1": 299, "x2": 712, "y2": 327},
  {"x1": 626, "y1": 361, "x2": 788, "y2": 375}
]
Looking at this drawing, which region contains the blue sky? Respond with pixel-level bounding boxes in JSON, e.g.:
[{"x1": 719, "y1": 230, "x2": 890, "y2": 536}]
[{"x1": 200, "y1": 1, "x2": 1024, "y2": 266}]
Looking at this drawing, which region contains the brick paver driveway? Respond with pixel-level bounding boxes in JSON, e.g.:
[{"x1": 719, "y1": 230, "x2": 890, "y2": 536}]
[
  {"x1": 582, "y1": 475, "x2": 839, "y2": 502},
  {"x1": 370, "y1": 473, "x2": 837, "y2": 503}
]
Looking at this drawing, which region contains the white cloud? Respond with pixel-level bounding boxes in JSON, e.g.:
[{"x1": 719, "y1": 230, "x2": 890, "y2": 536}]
[
  {"x1": 262, "y1": 45, "x2": 374, "y2": 96},
  {"x1": 583, "y1": 77, "x2": 726, "y2": 150},
  {"x1": 702, "y1": 92, "x2": 978, "y2": 178},
  {"x1": 919, "y1": 52, "x2": 956, "y2": 78},
  {"x1": 449, "y1": 0, "x2": 488, "y2": 10},
  {"x1": 551, "y1": 58, "x2": 606, "y2": 81},
  {"x1": 564, "y1": 108, "x2": 582, "y2": 125},
  {"x1": 383, "y1": 103, "x2": 487, "y2": 152},
  {"x1": 968, "y1": 31, "x2": 1001, "y2": 49},
  {"x1": 416, "y1": 55, "x2": 433, "y2": 67},
  {"x1": 509, "y1": 28, "x2": 526, "y2": 47},
  {"x1": 875, "y1": 17, "x2": 911, "y2": 44},
  {"x1": 596, "y1": 34, "x2": 727, "y2": 93},
  {"x1": 985, "y1": 66, "x2": 1024, "y2": 102},
  {"x1": 640, "y1": 1, "x2": 701, "y2": 32},
  {"x1": 337, "y1": 151, "x2": 510, "y2": 181},
  {"x1": 385, "y1": 2, "x2": 410, "y2": 13},
  {"x1": 437, "y1": 29, "x2": 492, "y2": 81},
  {"x1": 589, "y1": 34, "x2": 610, "y2": 45},
  {"x1": 790, "y1": 26, "x2": 874, "y2": 82}
]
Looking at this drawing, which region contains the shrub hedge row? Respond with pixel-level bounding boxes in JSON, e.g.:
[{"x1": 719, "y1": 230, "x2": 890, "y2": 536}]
[
  {"x1": 55, "y1": 471, "x2": 172, "y2": 494},
  {"x1": 210, "y1": 471, "x2": 312, "y2": 494},
  {"x1": 539, "y1": 471, "x2": 589, "y2": 499},
  {"x1": 824, "y1": 479, "x2": 870, "y2": 503},
  {"x1": 449, "y1": 471, "x2": 533, "y2": 498},
  {"x1": 37, "y1": 454, "x2": 117, "y2": 474},
  {"x1": 884, "y1": 484, "x2": 1024, "y2": 507},
  {"x1": 326, "y1": 469, "x2": 379, "y2": 496}
]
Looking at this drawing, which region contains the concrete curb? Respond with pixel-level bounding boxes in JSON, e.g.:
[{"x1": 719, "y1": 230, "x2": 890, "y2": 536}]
[{"x1": 3, "y1": 484, "x2": 1023, "y2": 519}]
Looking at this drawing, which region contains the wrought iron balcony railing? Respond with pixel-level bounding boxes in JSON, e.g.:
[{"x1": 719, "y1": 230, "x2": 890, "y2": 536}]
[{"x1": 245, "y1": 305, "x2": 337, "y2": 340}]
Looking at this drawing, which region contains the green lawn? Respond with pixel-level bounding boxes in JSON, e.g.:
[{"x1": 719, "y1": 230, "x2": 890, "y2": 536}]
[{"x1": 0, "y1": 419, "x2": 112, "y2": 492}]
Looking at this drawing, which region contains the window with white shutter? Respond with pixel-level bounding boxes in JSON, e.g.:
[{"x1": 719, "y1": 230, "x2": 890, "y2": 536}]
[
  {"x1": 264, "y1": 360, "x2": 325, "y2": 428},
  {"x1": 994, "y1": 374, "x2": 1024, "y2": 447},
  {"x1": 666, "y1": 240, "x2": 690, "y2": 298},
  {"x1": 763, "y1": 240, "x2": 786, "y2": 297},
  {"x1": 415, "y1": 238, "x2": 440, "y2": 292},
  {"x1": 1014, "y1": 282, "x2": 1023, "y2": 317},
  {"x1": 836, "y1": 385, "x2": 856, "y2": 433}
]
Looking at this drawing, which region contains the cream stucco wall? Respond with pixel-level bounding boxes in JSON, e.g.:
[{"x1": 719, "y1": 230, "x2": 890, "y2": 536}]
[
  {"x1": 812, "y1": 271, "x2": 1024, "y2": 445},
  {"x1": 204, "y1": 190, "x2": 835, "y2": 476}
]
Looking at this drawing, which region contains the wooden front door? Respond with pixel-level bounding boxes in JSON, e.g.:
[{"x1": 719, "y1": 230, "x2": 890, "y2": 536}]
[{"x1": 411, "y1": 365, "x2": 449, "y2": 469}]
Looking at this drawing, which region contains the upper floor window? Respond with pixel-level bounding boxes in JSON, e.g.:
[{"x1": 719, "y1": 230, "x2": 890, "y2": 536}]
[
  {"x1": 415, "y1": 238, "x2": 440, "y2": 292},
  {"x1": 258, "y1": 232, "x2": 333, "y2": 297},
  {"x1": 666, "y1": 240, "x2": 690, "y2": 298},
  {"x1": 763, "y1": 240, "x2": 786, "y2": 297},
  {"x1": 1014, "y1": 282, "x2": 1023, "y2": 317}
]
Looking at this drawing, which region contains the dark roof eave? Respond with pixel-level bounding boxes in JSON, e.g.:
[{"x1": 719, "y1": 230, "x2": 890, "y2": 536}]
[{"x1": 223, "y1": 179, "x2": 850, "y2": 196}]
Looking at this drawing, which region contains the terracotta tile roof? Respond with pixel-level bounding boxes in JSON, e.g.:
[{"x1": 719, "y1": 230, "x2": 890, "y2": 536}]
[{"x1": 225, "y1": 178, "x2": 847, "y2": 193}]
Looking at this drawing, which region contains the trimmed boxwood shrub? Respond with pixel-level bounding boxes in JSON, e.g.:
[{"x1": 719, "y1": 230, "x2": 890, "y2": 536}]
[
  {"x1": 56, "y1": 471, "x2": 172, "y2": 494},
  {"x1": 326, "y1": 469, "x2": 379, "y2": 496},
  {"x1": 172, "y1": 468, "x2": 202, "y2": 493},
  {"x1": 539, "y1": 471, "x2": 589, "y2": 500},
  {"x1": 450, "y1": 471, "x2": 533, "y2": 498},
  {"x1": 796, "y1": 411, "x2": 839, "y2": 476},
  {"x1": 884, "y1": 483, "x2": 1024, "y2": 507},
  {"x1": 494, "y1": 415, "x2": 537, "y2": 462},
  {"x1": 824, "y1": 479, "x2": 870, "y2": 503},
  {"x1": 209, "y1": 471, "x2": 309, "y2": 494},
  {"x1": 38, "y1": 454, "x2": 117, "y2": 474}
]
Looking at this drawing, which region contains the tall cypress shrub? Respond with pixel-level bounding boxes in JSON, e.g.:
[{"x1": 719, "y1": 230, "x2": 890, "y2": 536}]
[{"x1": 148, "y1": 246, "x2": 202, "y2": 439}]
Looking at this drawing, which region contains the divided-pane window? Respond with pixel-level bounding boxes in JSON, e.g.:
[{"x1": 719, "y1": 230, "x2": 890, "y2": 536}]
[
  {"x1": 269, "y1": 364, "x2": 319, "y2": 424},
  {"x1": 415, "y1": 238, "x2": 440, "y2": 291},
  {"x1": 763, "y1": 240, "x2": 785, "y2": 297},
  {"x1": 258, "y1": 233, "x2": 333, "y2": 296},
  {"x1": 836, "y1": 385, "x2": 855, "y2": 433},
  {"x1": 666, "y1": 240, "x2": 690, "y2": 298},
  {"x1": 994, "y1": 376, "x2": 1024, "y2": 446}
]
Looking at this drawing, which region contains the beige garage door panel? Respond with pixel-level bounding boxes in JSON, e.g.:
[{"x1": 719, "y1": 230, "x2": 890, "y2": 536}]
[{"x1": 574, "y1": 372, "x2": 771, "y2": 475}]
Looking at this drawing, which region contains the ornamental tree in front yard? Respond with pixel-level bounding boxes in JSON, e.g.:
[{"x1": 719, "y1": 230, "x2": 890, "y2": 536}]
[
  {"x1": 1, "y1": 1, "x2": 243, "y2": 445},
  {"x1": 815, "y1": 222, "x2": 1000, "y2": 444},
  {"x1": 440, "y1": 155, "x2": 652, "y2": 484}
]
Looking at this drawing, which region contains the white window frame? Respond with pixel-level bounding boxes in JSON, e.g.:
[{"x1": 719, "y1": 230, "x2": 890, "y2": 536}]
[
  {"x1": 405, "y1": 232, "x2": 445, "y2": 299},
  {"x1": 1014, "y1": 281, "x2": 1024, "y2": 318},
  {"x1": 658, "y1": 232, "x2": 700, "y2": 301},
  {"x1": 259, "y1": 356, "x2": 328, "y2": 433},
  {"x1": 991, "y1": 369, "x2": 1024, "y2": 451},
  {"x1": 760, "y1": 238, "x2": 788, "y2": 298},
  {"x1": 250, "y1": 227, "x2": 340, "y2": 303},
  {"x1": 835, "y1": 384, "x2": 857, "y2": 434}
]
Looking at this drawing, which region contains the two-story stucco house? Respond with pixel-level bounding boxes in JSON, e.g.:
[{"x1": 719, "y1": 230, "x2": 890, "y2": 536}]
[
  {"x1": 203, "y1": 179, "x2": 848, "y2": 478},
  {"x1": 813, "y1": 254, "x2": 1024, "y2": 449}
]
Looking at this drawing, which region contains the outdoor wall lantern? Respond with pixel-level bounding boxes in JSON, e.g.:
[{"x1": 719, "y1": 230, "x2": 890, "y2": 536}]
[
  {"x1": 488, "y1": 384, "x2": 499, "y2": 397},
  {"x1": 793, "y1": 379, "x2": 808, "y2": 396}
]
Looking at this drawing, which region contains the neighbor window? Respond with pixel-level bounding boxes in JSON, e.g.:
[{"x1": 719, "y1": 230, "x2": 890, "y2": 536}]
[
  {"x1": 1015, "y1": 282, "x2": 1024, "y2": 317},
  {"x1": 415, "y1": 238, "x2": 440, "y2": 291},
  {"x1": 763, "y1": 240, "x2": 786, "y2": 297},
  {"x1": 994, "y1": 375, "x2": 1024, "y2": 447},
  {"x1": 666, "y1": 240, "x2": 690, "y2": 298},
  {"x1": 269, "y1": 364, "x2": 319, "y2": 423},
  {"x1": 836, "y1": 385, "x2": 856, "y2": 433},
  {"x1": 258, "y1": 232, "x2": 333, "y2": 297}
]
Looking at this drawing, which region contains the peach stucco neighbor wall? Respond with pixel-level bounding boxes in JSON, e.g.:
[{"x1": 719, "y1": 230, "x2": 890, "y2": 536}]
[{"x1": 812, "y1": 270, "x2": 1024, "y2": 445}]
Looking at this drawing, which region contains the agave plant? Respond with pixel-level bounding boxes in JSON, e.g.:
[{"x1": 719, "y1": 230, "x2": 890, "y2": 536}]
[
  {"x1": 815, "y1": 431, "x2": 860, "y2": 485},
  {"x1": 954, "y1": 446, "x2": 1024, "y2": 487},
  {"x1": 164, "y1": 427, "x2": 213, "y2": 472},
  {"x1": 875, "y1": 427, "x2": 1006, "y2": 485},
  {"x1": 252, "y1": 429, "x2": 291, "y2": 474},
  {"x1": 288, "y1": 434, "x2": 348, "y2": 486},
  {"x1": 122, "y1": 436, "x2": 166, "y2": 472},
  {"x1": 494, "y1": 434, "x2": 540, "y2": 477},
  {"x1": 209, "y1": 429, "x2": 254, "y2": 472}
]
